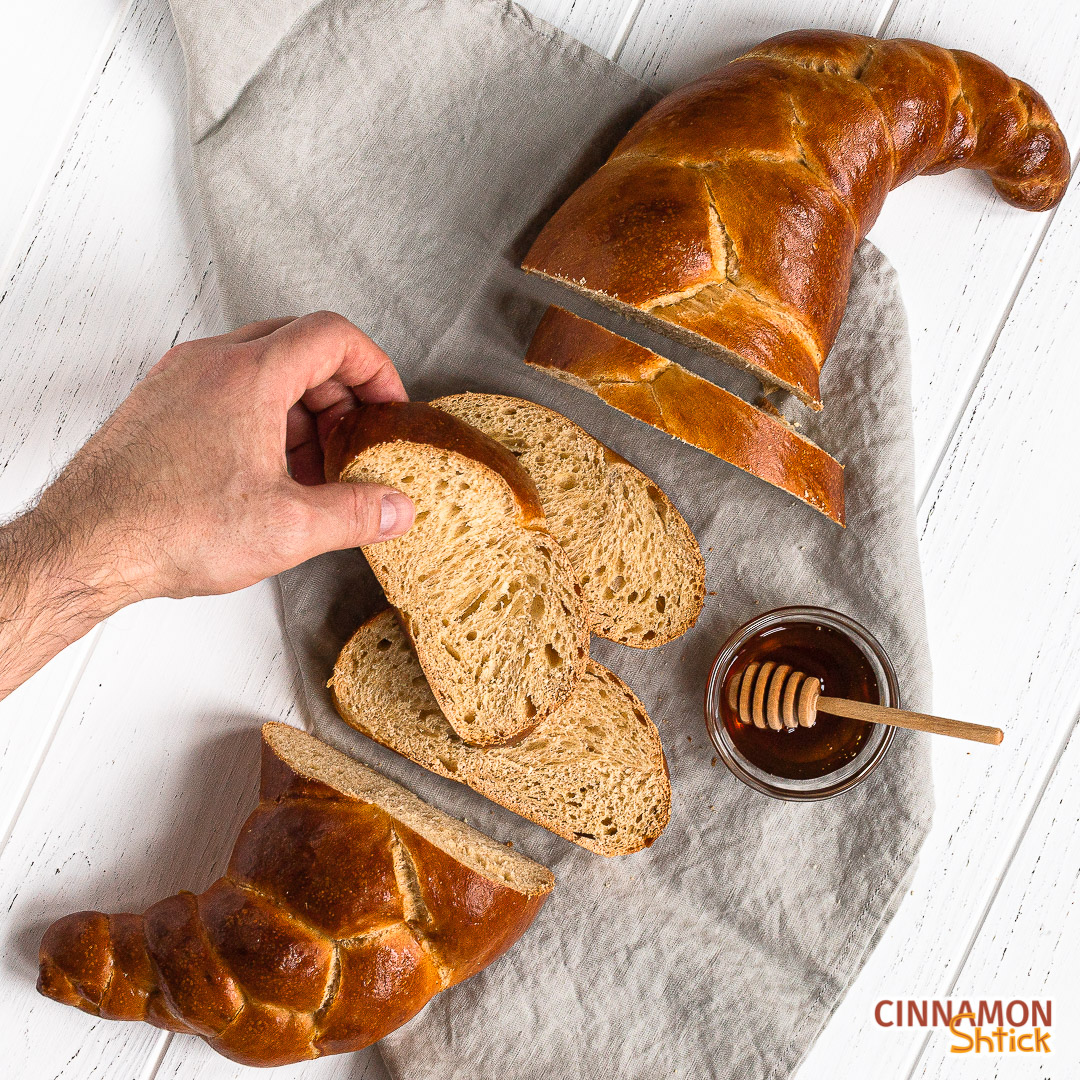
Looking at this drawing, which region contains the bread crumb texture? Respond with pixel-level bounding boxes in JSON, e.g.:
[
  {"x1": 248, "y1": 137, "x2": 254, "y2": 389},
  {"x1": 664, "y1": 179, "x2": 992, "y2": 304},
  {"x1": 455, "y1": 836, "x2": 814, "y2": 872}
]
[
  {"x1": 342, "y1": 438, "x2": 588, "y2": 746},
  {"x1": 331, "y1": 611, "x2": 671, "y2": 856},
  {"x1": 434, "y1": 393, "x2": 704, "y2": 648}
]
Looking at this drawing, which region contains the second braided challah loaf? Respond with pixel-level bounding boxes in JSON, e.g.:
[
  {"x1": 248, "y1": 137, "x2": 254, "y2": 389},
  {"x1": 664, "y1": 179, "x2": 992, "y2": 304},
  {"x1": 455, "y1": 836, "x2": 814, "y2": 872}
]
[
  {"x1": 37, "y1": 723, "x2": 554, "y2": 1067},
  {"x1": 523, "y1": 29, "x2": 1070, "y2": 409}
]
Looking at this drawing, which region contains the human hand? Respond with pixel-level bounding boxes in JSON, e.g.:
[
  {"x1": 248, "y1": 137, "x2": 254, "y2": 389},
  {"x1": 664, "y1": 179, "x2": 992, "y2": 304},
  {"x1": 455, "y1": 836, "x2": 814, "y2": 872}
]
[
  {"x1": 30, "y1": 311, "x2": 416, "y2": 604},
  {"x1": 0, "y1": 311, "x2": 415, "y2": 698}
]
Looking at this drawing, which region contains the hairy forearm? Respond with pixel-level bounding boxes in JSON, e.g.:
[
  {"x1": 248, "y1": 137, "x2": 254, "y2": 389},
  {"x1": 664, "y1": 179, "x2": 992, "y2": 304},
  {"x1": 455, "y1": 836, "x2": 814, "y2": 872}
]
[
  {"x1": 0, "y1": 506, "x2": 134, "y2": 700},
  {"x1": 0, "y1": 312, "x2": 412, "y2": 702}
]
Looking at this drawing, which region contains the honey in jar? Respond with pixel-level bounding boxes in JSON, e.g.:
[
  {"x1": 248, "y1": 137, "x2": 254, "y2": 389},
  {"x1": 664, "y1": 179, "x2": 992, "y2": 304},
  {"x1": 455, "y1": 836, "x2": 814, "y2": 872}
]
[{"x1": 720, "y1": 619, "x2": 880, "y2": 781}]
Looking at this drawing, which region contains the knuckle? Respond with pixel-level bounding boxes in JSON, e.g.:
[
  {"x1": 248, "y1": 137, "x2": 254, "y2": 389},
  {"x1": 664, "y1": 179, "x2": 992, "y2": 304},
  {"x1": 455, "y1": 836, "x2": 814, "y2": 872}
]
[
  {"x1": 305, "y1": 309, "x2": 359, "y2": 343},
  {"x1": 211, "y1": 343, "x2": 266, "y2": 394},
  {"x1": 160, "y1": 342, "x2": 190, "y2": 366},
  {"x1": 308, "y1": 309, "x2": 348, "y2": 328}
]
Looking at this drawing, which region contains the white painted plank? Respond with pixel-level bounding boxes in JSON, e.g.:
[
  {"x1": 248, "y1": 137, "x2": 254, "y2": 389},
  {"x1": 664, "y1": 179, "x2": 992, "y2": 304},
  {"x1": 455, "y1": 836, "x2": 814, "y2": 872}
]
[
  {"x1": 3, "y1": 1, "x2": 1078, "y2": 1079},
  {"x1": 0, "y1": 0, "x2": 642, "y2": 1075},
  {"x1": 0, "y1": 0, "x2": 221, "y2": 868},
  {"x1": 915, "y1": 726, "x2": 1080, "y2": 1077},
  {"x1": 157, "y1": 1029, "x2": 390, "y2": 1080},
  {"x1": 616, "y1": 0, "x2": 890, "y2": 89},
  {"x1": 524, "y1": 0, "x2": 636, "y2": 58},
  {"x1": 0, "y1": 0, "x2": 639, "y2": 832},
  {"x1": 0, "y1": 0, "x2": 219, "y2": 520},
  {"x1": 0, "y1": 1, "x2": 131, "y2": 273},
  {"x1": 157, "y1": 8, "x2": 640, "y2": 1076},
  {"x1": 0, "y1": 634, "x2": 100, "y2": 855},
  {"x1": 0, "y1": 0, "x2": 382, "y2": 1073},
  {"x1": 869, "y1": 0, "x2": 1080, "y2": 497},
  {"x1": 904, "y1": 155, "x2": 1080, "y2": 1080},
  {"x1": 597, "y1": 26, "x2": 1080, "y2": 1080},
  {"x1": 797, "y1": 169, "x2": 1080, "y2": 1080},
  {"x1": 617, "y1": 0, "x2": 1080, "y2": 504},
  {"x1": 0, "y1": 583, "x2": 305, "y2": 1078}
]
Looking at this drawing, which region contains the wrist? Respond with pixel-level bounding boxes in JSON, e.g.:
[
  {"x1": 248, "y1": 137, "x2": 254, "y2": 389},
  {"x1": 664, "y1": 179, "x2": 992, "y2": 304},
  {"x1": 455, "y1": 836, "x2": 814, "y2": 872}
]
[
  {"x1": 13, "y1": 506, "x2": 143, "y2": 617},
  {"x1": 0, "y1": 505, "x2": 143, "y2": 697}
]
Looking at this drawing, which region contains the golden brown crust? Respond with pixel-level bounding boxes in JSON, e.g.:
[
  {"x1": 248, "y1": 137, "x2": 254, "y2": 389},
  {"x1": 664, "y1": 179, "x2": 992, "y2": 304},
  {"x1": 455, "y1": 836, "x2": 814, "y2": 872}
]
[
  {"x1": 211, "y1": 999, "x2": 319, "y2": 1066},
  {"x1": 394, "y1": 823, "x2": 550, "y2": 985},
  {"x1": 523, "y1": 30, "x2": 1069, "y2": 407},
  {"x1": 525, "y1": 307, "x2": 845, "y2": 525},
  {"x1": 37, "y1": 725, "x2": 553, "y2": 1067},
  {"x1": 313, "y1": 924, "x2": 440, "y2": 1057},
  {"x1": 37, "y1": 911, "x2": 113, "y2": 1014},
  {"x1": 324, "y1": 401, "x2": 545, "y2": 527}
]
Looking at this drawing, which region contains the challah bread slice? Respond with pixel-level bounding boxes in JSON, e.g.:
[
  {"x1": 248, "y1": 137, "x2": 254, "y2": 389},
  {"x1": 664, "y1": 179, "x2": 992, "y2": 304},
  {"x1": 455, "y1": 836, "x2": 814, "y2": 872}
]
[
  {"x1": 522, "y1": 30, "x2": 1069, "y2": 409},
  {"x1": 432, "y1": 392, "x2": 704, "y2": 647},
  {"x1": 331, "y1": 609, "x2": 671, "y2": 856},
  {"x1": 38, "y1": 723, "x2": 553, "y2": 1068},
  {"x1": 525, "y1": 306, "x2": 845, "y2": 524},
  {"x1": 325, "y1": 402, "x2": 588, "y2": 747}
]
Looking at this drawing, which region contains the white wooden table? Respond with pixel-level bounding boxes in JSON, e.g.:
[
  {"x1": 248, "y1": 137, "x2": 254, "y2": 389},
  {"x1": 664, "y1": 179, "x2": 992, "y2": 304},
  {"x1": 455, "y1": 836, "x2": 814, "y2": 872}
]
[{"x1": 1, "y1": 1, "x2": 1077, "y2": 1077}]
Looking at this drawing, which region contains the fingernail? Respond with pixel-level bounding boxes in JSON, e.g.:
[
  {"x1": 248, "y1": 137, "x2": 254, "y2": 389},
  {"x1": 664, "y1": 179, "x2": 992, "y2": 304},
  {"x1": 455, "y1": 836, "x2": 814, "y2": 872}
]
[{"x1": 377, "y1": 493, "x2": 415, "y2": 540}]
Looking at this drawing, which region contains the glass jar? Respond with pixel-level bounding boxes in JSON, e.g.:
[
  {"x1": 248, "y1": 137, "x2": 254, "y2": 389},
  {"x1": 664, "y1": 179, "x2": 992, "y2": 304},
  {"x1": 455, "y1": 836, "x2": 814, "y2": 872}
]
[{"x1": 704, "y1": 606, "x2": 900, "y2": 801}]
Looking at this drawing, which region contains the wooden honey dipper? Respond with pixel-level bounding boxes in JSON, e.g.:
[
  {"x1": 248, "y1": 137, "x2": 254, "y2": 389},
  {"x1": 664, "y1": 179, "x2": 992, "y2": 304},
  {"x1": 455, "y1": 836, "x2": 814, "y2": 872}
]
[{"x1": 727, "y1": 662, "x2": 1004, "y2": 746}]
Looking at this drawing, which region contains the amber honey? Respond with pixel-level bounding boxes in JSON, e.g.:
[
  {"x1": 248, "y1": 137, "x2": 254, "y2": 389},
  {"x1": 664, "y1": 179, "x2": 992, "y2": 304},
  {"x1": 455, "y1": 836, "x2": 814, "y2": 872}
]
[{"x1": 720, "y1": 620, "x2": 880, "y2": 780}]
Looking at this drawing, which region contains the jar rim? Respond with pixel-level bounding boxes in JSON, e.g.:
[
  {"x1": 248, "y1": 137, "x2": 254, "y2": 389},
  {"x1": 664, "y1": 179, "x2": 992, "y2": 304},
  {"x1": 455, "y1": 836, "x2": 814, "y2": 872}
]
[{"x1": 704, "y1": 606, "x2": 899, "y2": 801}]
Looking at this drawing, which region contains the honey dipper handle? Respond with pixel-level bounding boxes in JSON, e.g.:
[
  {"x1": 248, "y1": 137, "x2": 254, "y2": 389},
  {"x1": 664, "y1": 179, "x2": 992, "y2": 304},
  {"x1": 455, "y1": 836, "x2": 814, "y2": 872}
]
[{"x1": 816, "y1": 696, "x2": 1004, "y2": 745}]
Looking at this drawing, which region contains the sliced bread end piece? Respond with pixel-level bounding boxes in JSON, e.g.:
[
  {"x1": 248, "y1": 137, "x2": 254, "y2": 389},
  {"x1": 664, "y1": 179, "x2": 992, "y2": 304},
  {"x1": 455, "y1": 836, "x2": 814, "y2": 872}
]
[
  {"x1": 330, "y1": 610, "x2": 671, "y2": 856},
  {"x1": 325, "y1": 402, "x2": 590, "y2": 747},
  {"x1": 523, "y1": 307, "x2": 845, "y2": 525},
  {"x1": 262, "y1": 721, "x2": 554, "y2": 895},
  {"x1": 432, "y1": 393, "x2": 704, "y2": 647}
]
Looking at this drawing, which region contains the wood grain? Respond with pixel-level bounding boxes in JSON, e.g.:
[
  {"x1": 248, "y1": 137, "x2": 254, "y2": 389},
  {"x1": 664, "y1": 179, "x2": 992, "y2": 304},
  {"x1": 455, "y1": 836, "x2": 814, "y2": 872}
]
[
  {"x1": 915, "y1": 725, "x2": 1080, "y2": 1075},
  {"x1": 870, "y1": 0, "x2": 1080, "y2": 498},
  {"x1": 525, "y1": 0, "x2": 638, "y2": 57},
  {"x1": 0, "y1": 0, "x2": 636, "y2": 1077},
  {"x1": 905, "y1": 162, "x2": 1080, "y2": 1079},
  {"x1": 617, "y1": 0, "x2": 1080, "y2": 500},
  {"x1": 0, "y1": 585, "x2": 305, "y2": 1078},
  {"x1": 817, "y1": 697, "x2": 1005, "y2": 745},
  {"x1": 615, "y1": 0, "x2": 888, "y2": 88},
  {"x1": 799, "y1": 171, "x2": 1080, "y2": 1080},
  {"x1": 0, "y1": 0, "x2": 131, "y2": 271},
  {"x1": 0, "y1": 0, "x2": 222, "y2": 882}
]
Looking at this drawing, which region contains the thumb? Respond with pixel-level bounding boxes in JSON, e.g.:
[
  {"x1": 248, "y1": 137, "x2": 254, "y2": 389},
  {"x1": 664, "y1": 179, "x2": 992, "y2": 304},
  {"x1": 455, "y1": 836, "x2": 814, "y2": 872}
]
[{"x1": 291, "y1": 481, "x2": 415, "y2": 556}]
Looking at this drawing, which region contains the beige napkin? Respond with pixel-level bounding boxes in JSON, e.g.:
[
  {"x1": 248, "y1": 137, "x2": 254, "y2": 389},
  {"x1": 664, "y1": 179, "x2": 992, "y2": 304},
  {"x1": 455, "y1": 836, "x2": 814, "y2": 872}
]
[{"x1": 170, "y1": 0, "x2": 934, "y2": 1076}]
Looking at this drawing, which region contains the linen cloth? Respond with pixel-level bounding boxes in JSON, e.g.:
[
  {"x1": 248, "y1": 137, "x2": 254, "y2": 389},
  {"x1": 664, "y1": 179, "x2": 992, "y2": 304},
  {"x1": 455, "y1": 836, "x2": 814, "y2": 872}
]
[{"x1": 169, "y1": 1, "x2": 934, "y2": 1076}]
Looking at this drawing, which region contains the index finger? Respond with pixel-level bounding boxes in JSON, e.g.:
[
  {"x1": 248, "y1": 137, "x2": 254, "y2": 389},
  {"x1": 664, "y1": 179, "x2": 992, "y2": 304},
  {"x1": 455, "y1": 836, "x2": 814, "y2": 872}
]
[{"x1": 255, "y1": 310, "x2": 408, "y2": 405}]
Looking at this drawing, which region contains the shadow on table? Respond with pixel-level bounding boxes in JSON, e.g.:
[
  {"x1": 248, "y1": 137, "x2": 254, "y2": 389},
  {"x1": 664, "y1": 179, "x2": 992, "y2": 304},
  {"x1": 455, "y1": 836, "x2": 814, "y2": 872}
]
[{"x1": 7, "y1": 718, "x2": 265, "y2": 983}]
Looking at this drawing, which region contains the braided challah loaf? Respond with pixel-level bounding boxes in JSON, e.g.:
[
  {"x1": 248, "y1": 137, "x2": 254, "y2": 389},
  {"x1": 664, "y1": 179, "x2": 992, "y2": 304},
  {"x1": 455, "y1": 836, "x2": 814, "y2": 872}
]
[
  {"x1": 523, "y1": 29, "x2": 1070, "y2": 409},
  {"x1": 37, "y1": 723, "x2": 554, "y2": 1067}
]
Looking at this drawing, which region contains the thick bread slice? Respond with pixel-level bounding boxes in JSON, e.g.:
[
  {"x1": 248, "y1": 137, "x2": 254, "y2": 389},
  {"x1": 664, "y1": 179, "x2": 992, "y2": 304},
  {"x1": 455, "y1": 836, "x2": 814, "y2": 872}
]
[
  {"x1": 432, "y1": 393, "x2": 704, "y2": 647},
  {"x1": 330, "y1": 610, "x2": 671, "y2": 856},
  {"x1": 524, "y1": 307, "x2": 845, "y2": 525},
  {"x1": 262, "y1": 722, "x2": 554, "y2": 898},
  {"x1": 325, "y1": 402, "x2": 589, "y2": 747}
]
